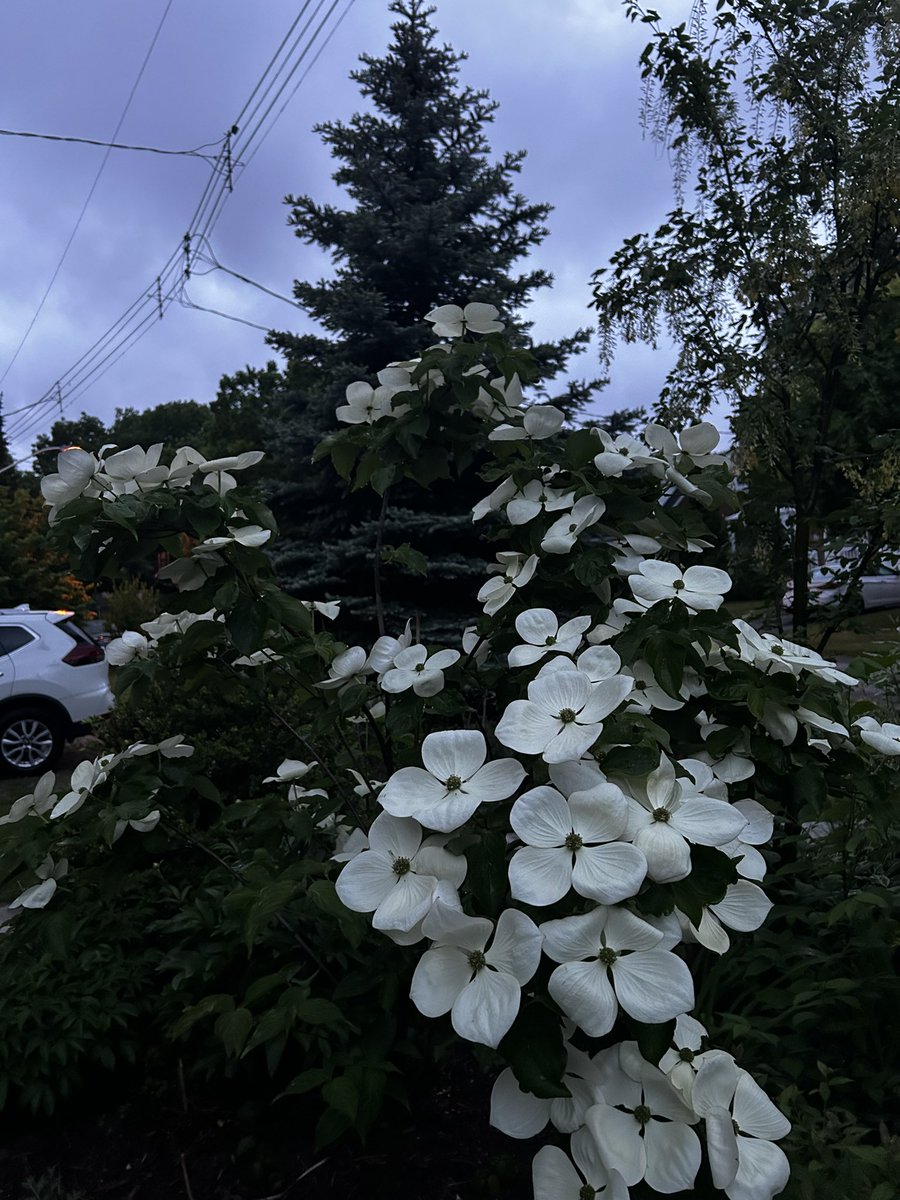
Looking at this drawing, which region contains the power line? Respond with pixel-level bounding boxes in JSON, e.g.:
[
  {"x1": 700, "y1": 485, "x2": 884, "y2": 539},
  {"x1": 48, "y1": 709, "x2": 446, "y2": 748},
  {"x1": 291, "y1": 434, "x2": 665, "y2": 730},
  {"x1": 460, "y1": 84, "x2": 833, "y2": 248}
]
[
  {"x1": 5, "y1": 1, "x2": 353, "y2": 449},
  {"x1": 0, "y1": 126, "x2": 225, "y2": 163},
  {"x1": 0, "y1": 0, "x2": 175, "y2": 389},
  {"x1": 179, "y1": 289, "x2": 275, "y2": 333},
  {"x1": 193, "y1": 236, "x2": 300, "y2": 308}
]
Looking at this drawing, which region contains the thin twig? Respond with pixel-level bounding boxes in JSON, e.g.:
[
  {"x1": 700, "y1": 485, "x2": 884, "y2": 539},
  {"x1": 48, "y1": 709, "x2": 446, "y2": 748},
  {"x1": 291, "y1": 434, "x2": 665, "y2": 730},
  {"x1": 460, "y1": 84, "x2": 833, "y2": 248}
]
[
  {"x1": 180, "y1": 1154, "x2": 196, "y2": 1200},
  {"x1": 373, "y1": 487, "x2": 390, "y2": 637}
]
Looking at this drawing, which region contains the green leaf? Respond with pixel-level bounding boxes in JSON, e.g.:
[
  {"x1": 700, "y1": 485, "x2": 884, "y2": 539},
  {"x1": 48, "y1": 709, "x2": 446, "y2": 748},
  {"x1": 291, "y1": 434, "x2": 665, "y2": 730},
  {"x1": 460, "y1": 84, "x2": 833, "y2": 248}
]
[
  {"x1": 171, "y1": 993, "x2": 234, "y2": 1038},
  {"x1": 464, "y1": 831, "x2": 509, "y2": 918},
  {"x1": 294, "y1": 998, "x2": 344, "y2": 1026},
  {"x1": 792, "y1": 765, "x2": 827, "y2": 812},
  {"x1": 574, "y1": 548, "x2": 613, "y2": 587},
  {"x1": 644, "y1": 633, "x2": 686, "y2": 696},
  {"x1": 599, "y1": 745, "x2": 660, "y2": 776},
  {"x1": 382, "y1": 542, "x2": 428, "y2": 576},
  {"x1": 670, "y1": 846, "x2": 740, "y2": 925},
  {"x1": 499, "y1": 1004, "x2": 570, "y2": 1099},
  {"x1": 322, "y1": 1075, "x2": 358, "y2": 1121},
  {"x1": 329, "y1": 439, "x2": 359, "y2": 481},
  {"x1": 226, "y1": 597, "x2": 269, "y2": 655},
  {"x1": 565, "y1": 427, "x2": 601, "y2": 469},
  {"x1": 214, "y1": 1007, "x2": 253, "y2": 1057},
  {"x1": 628, "y1": 1016, "x2": 675, "y2": 1066},
  {"x1": 280, "y1": 1067, "x2": 332, "y2": 1098}
]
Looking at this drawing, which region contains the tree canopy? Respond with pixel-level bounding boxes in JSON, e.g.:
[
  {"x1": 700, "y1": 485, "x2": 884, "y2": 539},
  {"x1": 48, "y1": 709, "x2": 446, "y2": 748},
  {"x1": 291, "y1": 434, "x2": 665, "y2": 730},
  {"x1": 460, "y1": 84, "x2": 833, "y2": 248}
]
[{"x1": 593, "y1": 0, "x2": 900, "y2": 637}]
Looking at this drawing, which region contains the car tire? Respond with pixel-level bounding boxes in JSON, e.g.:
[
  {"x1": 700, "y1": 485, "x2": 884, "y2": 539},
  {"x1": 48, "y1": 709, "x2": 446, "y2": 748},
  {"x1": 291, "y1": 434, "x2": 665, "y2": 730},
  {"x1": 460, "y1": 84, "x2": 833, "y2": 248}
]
[{"x1": 0, "y1": 707, "x2": 65, "y2": 776}]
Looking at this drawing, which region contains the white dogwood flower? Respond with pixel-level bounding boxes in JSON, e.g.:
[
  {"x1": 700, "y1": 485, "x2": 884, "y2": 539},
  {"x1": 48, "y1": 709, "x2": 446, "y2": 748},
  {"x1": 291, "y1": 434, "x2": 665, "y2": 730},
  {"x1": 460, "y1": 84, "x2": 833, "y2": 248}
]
[
  {"x1": 620, "y1": 755, "x2": 748, "y2": 883},
  {"x1": 472, "y1": 476, "x2": 518, "y2": 521},
  {"x1": 541, "y1": 495, "x2": 606, "y2": 555},
  {"x1": 335, "y1": 813, "x2": 466, "y2": 934},
  {"x1": 854, "y1": 716, "x2": 900, "y2": 756},
  {"x1": 624, "y1": 660, "x2": 688, "y2": 713},
  {"x1": 336, "y1": 380, "x2": 397, "y2": 424},
  {"x1": 477, "y1": 552, "x2": 539, "y2": 616},
  {"x1": 733, "y1": 620, "x2": 857, "y2": 686},
  {"x1": 717, "y1": 800, "x2": 773, "y2": 880},
  {"x1": 586, "y1": 1041, "x2": 702, "y2": 1193},
  {"x1": 505, "y1": 479, "x2": 577, "y2": 526},
  {"x1": 629, "y1": 560, "x2": 732, "y2": 612},
  {"x1": 40, "y1": 448, "x2": 101, "y2": 517},
  {"x1": 542, "y1": 906, "x2": 695, "y2": 1037},
  {"x1": 10, "y1": 854, "x2": 69, "y2": 911},
  {"x1": 198, "y1": 450, "x2": 264, "y2": 495},
  {"x1": 507, "y1": 608, "x2": 592, "y2": 668},
  {"x1": 49, "y1": 758, "x2": 111, "y2": 819},
  {"x1": 410, "y1": 902, "x2": 541, "y2": 1047},
  {"x1": 691, "y1": 1054, "x2": 791, "y2": 1200},
  {"x1": 532, "y1": 1144, "x2": 629, "y2": 1200},
  {"x1": 490, "y1": 405, "x2": 565, "y2": 441},
  {"x1": 379, "y1": 729, "x2": 525, "y2": 832},
  {"x1": 315, "y1": 646, "x2": 373, "y2": 691},
  {"x1": 688, "y1": 880, "x2": 773, "y2": 954},
  {"x1": 508, "y1": 782, "x2": 646, "y2": 905},
  {"x1": 425, "y1": 302, "x2": 504, "y2": 338},
  {"x1": 381, "y1": 646, "x2": 460, "y2": 697},
  {"x1": 496, "y1": 670, "x2": 633, "y2": 764},
  {"x1": 490, "y1": 1043, "x2": 604, "y2": 1138},
  {"x1": 105, "y1": 630, "x2": 152, "y2": 666},
  {"x1": 593, "y1": 430, "x2": 658, "y2": 477}
]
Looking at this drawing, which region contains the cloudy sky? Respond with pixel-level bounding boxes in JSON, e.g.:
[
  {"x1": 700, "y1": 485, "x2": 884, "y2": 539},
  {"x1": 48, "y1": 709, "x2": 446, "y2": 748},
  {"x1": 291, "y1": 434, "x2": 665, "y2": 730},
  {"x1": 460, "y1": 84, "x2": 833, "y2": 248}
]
[{"x1": 0, "y1": 0, "x2": 690, "y2": 461}]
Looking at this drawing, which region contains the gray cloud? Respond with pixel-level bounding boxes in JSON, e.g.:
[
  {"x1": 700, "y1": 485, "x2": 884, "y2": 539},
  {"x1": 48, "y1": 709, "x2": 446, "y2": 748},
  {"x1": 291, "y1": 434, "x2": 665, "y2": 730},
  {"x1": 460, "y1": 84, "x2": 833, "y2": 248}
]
[{"x1": 1, "y1": 0, "x2": 689, "y2": 460}]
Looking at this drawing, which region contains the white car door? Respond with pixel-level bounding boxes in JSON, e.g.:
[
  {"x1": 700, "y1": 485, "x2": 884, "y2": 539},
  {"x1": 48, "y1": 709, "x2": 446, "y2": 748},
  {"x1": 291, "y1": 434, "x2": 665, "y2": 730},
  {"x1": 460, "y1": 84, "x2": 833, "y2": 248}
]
[{"x1": 0, "y1": 634, "x2": 18, "y2": 701}]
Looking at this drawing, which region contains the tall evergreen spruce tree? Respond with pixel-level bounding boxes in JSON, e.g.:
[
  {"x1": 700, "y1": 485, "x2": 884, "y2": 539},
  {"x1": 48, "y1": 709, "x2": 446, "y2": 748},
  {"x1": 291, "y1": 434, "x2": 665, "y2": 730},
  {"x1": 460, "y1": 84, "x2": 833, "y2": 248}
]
[{"x1": 262, "y1": 0, "x2": 595, "y2": 638}]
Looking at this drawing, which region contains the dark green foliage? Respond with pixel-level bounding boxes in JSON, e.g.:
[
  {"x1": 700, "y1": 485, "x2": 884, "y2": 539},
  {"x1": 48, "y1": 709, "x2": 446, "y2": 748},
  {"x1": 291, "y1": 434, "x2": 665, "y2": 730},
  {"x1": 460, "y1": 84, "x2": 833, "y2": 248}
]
[{"x1": 597, "y1": 0, "x2": 900, "y2": 639}]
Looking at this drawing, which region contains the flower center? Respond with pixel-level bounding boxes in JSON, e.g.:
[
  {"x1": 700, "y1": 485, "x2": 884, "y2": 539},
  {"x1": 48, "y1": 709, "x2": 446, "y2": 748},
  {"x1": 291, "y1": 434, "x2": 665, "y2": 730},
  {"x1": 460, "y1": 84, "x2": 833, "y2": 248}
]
[
  {"x1": 652, "y1": 806, "x2": 671, "y2": 822},
  {"x1": 558, "y1": 707, "x2": 578, "y2": 724},
  {"x1": 545, "y1": 635, "x2": 557, "y2": 645},
  {"x1": 773, "y1": 645, "x2": 784, "y2": 656},
  {"x1": 598, "y1": 947, "x2": 617, "y2": 966},
  {"x1": 579, "y1": 1187, "x2": 596, "y2": 1200},
  {"x1": 467, "y1": 949, "x2": 486, "y2": 973},
  {"x1": 678, "y1": 1047, "x2": 695, "y2": 1063},
  {"x1": 415, "y1": 663, "x2": 426, "y2": 672},
  {"x1": 445, "y1": 774, "x2": 463, "y2": 791},
  {"x1": 392, "y1": 857, "x2": 411, "y2": 877},
  {"x1": 635, "y1": 680, "x2": 647, "y2": 691},
  {"x1": 564, "y1": 831, "x2": 583, "y2": 852},
  {"x1": 673, "y1": 579, "x2": 685, "y2": 591},
  {"x1": 633, "y1": 1104, "x2": 652, "y2": 1125}
]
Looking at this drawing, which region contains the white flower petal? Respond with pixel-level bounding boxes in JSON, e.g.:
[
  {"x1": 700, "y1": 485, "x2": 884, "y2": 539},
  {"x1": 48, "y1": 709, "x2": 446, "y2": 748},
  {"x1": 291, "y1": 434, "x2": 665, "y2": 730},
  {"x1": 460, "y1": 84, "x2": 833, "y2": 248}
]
[
  {"x1": 643, "y1": 1117, "x2": 702, "y2": 1193},
  {"x1": 491, "y1": 1069, "x2": 550, "y2": 1139},
  {"x1": 452, "y1": 967, "x2": 520, "y2": 1047},
  {"x1": 548, "y1": 960, "x2": 618, "y2": 1037},
  {"x1": 613, "y1": 950, "x2": 695, "y2": 1024}
]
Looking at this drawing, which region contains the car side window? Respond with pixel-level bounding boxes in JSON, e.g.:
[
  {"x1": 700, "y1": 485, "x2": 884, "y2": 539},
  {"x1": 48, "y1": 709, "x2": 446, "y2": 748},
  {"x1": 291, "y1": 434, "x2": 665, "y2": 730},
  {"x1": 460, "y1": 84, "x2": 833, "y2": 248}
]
[{"x1": 0, "y1": 625, "x2": 36, "y2": 655}]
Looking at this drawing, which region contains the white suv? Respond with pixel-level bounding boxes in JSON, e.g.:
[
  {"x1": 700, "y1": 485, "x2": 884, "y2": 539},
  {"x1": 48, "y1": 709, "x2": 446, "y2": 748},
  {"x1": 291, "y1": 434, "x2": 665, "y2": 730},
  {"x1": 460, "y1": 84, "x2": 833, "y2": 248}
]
[{"x1": 0, "y1": 607, "x2": 113, "y2": 776}]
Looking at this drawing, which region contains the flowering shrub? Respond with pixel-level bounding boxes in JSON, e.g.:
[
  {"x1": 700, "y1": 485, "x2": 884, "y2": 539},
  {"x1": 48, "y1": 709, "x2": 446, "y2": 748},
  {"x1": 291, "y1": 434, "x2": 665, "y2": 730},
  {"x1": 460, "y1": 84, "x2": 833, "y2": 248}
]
[{"x1": 5, "y1": 306, "x2": 900, "y2": 1196}]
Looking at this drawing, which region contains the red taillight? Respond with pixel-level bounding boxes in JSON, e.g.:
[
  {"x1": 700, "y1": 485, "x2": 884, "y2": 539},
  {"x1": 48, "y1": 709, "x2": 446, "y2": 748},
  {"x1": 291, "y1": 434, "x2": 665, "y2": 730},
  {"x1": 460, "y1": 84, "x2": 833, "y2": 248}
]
[{"x1": 63, "y1": 643, "x2": 104, "y2": 666}]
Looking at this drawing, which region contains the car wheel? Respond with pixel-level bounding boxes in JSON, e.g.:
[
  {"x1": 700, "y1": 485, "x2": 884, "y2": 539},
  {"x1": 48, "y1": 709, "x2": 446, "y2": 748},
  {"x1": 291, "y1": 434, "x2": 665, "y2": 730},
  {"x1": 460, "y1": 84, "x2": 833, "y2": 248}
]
[{"x1": 0, "y1": 708, "x2": 65, "y2": 776}]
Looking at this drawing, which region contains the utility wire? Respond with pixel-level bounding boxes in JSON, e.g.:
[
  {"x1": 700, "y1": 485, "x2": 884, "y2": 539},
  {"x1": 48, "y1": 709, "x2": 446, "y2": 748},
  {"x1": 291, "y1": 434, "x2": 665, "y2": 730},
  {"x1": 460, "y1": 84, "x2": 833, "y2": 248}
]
[
  {"x1": 0, "y1": 126, "x2": 225, "y2": 163},
  {"x1": 241, "y1": 0, "x2": 356, "y2": 172},
  {"x1": 179, "y1": 289, "x2": 275, "y2": 333},
  {"x1": 0, "y1": 0, "x2": 175, "y2": 389},
  {"x1": 193, "y1": 236, "x2": 300, "y2": 308},
  {"x1": 6, "y1": 0, "x2": 351, "y2": 450}
]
